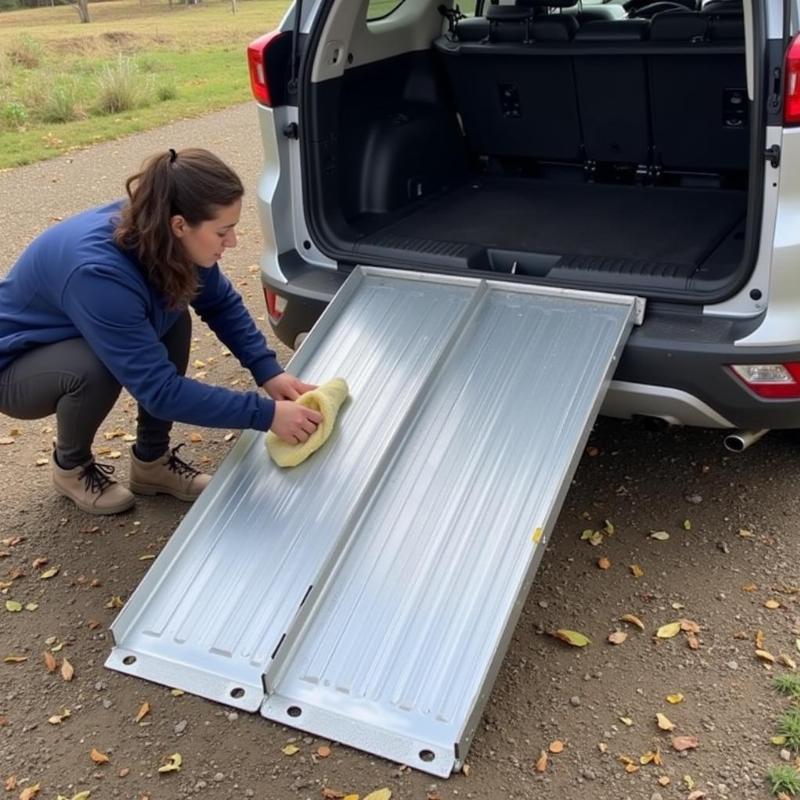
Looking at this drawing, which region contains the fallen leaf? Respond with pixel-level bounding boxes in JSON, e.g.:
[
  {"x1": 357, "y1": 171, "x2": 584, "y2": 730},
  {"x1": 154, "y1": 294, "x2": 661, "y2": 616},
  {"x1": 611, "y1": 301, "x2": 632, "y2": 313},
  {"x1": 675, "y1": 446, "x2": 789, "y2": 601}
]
[
  {"x1": 61, "y1": 657, "x2": 74, "y2": 681},
  {"x1": 118, "y1": 768, "x2": 130, "y2": 778},
  {"x1": 656, "y1": 622, "x2": 682, "y2": 639},
  {"x1": 743, "y1": 582, "x2": 758, "y2": 592},
  {"x1": 135, "y1": 702, "x2": 150, "y2": 723},
  {"x1": 656, "y1": 713, "x2": 675, "y2": 731},
  {"x1": 680, "y1": 619, "x2": 700, "y2": 633},
  {"x1": 192, "y1": 359, "x2": 206, "y2": 369},
  {"x1": 3, "y1": 655, "x2": 28, "y2": 663},
  {"x1": 671, "y1": 601, "x2": 685, "y2": 610},
  {"x1": 597, "y1": 556, "x2": 611, "y2": 570},
  {"x1": 683, "y1": 519, "x2": 692, "y2": 530},
  {"x1": 672, "y1": 735, "x2": 699, "y2": 751},
  {"x1": 649, "y1": 531, "x2": 670, "y2": 541},
  {"x1": 620, "y1": 614, "x2": 645, "y2": 631},
  {"x1": 343, "y1": 796, "x2": 360, "y2": 800},
  {"x1": 686, "y1": 632, "x2": 701, "y2": 650},
  {"x1": 755, "y1": 649, "x2": 775, "y2": 663},
  {"x1": 779, "y1": 654, "x2": 797, "y2": 669},
  {"x1": 19, "y1": 784, "x2": 40, "y2": 800},
  {"x1": 321, "y1": 790, "x2": 345, "y2": 800},
  {"x1": 362, "y1": 791, "x2": 391, "y2": 800},
  {"x1": 5, "y1": 776, "x2": 17, "y2": 791},
  {"x1": 224, "y1": 433, "x2": 237, "y2": 442},
  {"x1": 756, "y1": 629, "x2": 766, "y2": 650},
  {"x1": 5, "y1": 600, "x2": 22, "y2": 612},
  {"x1": 598, "y1": 742, "x2": 608, "y2": 753},
  {"x1": 317, "y1": 745, "x2": 331, "y2": 758},
  {"x1": 31, "y1": 558, "x2": 48, "y2": 570},
  {"x1": 90, "y1": 748, "x2": 110, "y2": 764},
  {"x1": 24, "y1": 603, "x2": 38, "y2": 612},
  {"x1": 170, "y1": 689, "x2": 184, "y2": 697},
  {"x1": 608, "y1": 631, "x2": 627, "y2": 645},
  {"x1": 552, "y1": 629, "x2": 590, "y2": 647},
  {"x1": 619, "y1": 717, "x2": 634, "y2": 726},
  {"x1": 51, "y1": 642, "x2": 64, "y2": 653},
  {"x1": 684, "y1": 774, "x2": 696, "y2": 790},
  {"x1": 0, "y1": 437, "x2": 14, "y2": 445},
  {"x1": 796, "y1": 639, "x2": 800, "y2": 654},
  {"x1": 281, "y1": 744, "x2": 300, "y2": 756},
  {"x1": 687, "y1": 792, "x2": 706, "y2": 800},
  {"x1": 772, "y1": 735, "x2": 788, "y2": 746},
  {"x1": 189, "y1": 433, "x2": 203, "y2": 443},
  {"x1": 548, "y1": 740, "x2": 565, "y2": 754},
  {"x1": 765, "y1": 599, "x2": 781, "y2": 609},
  {"x1": 105, "y1": 596, "x2": 124, "y2": 609},
  {"x1": 535, "y1": 750, "x2": 548, "y2": 772},
  {"x1": 157, "y1": 753, "x2": 182, "y2": 773},
  {"x1": 630, "y1": 564, "x2": 644, "y2": 578},
  {"x1": 138, "y1": 555, "x2": 155, "y2": 561},
  {"x1": 658, "y1": 775, "x2": 670, "y2": 786},
  {"x1": 35, "y1": 458, "x2": 48, "y2": 467},
  {"x1": 666, "y1": 693, "x2": 684, "y2": 704},
  {"x1": 589, "y1": 531, "x2": 604, "y2": 546},
  {"x1": 70, "y1": 792, "x2": 91, "y2": 800},
  {"x1": 48, "y1": 708, "x2": 70, "y2": 725}
]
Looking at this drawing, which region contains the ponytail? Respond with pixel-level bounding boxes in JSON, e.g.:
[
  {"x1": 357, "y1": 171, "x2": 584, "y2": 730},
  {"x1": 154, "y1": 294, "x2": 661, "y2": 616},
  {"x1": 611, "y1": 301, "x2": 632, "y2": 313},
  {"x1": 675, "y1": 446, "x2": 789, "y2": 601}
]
[{"x1": 113, "y1": 148, "x2": 244, "y2": 308}]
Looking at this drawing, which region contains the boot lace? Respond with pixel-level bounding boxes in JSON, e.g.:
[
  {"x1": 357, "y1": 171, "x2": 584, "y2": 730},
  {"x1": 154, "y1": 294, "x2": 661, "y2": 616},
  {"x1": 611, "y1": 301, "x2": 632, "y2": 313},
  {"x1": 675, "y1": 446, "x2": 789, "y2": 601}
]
[
  {"x1": 166, "y1": 444, "x2": 201, "y2": 480},
  {"x1": 78, "y1": 461, "x2": 116, "y2": 495}
]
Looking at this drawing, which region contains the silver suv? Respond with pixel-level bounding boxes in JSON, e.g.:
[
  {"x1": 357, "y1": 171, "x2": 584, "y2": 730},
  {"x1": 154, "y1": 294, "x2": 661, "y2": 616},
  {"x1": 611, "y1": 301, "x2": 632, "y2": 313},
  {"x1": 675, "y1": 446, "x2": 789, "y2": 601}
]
[{"x1": 247, "y1": 0, "x2": 800, "y2": 439}]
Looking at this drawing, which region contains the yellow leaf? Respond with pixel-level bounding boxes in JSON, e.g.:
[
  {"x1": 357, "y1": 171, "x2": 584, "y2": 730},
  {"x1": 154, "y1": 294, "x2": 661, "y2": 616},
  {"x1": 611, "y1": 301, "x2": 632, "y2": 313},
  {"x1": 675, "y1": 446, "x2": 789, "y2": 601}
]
[
  {"x1": 170, "y1": 689, "x2": 185, "y2": 697},
  {"x1": 5, "y1": 600, "x2": 22, "y2": 612},
  {"x1": 630, "y1": 564, "x2": 644, "y2": 578},
  {"x1": 684, "y1": 774, "x2": 696, "y2": 790},
  {"x1": 656, "y1": 622, "x2": 682, "y2": 639},
  {"x1": 608, "y1": 631, "x2": 627, "y2": 645},
  {"x1": 343, "y1": 796, "x2": 360, "y2": 800},
  {"x1": 589, "y1": 531, "x2": 604, "y2": 546},
  {"x1": 739, "y1": 528, "x2": 753, "y2": 538},
  {"x1": 40, "y1": 567, "x2": 59, "y2": 580},
  {"x1": 656, "y1": 713, "x2": 675, "y2": 731},
  {"x1": 535, "y1": 751, "x2": 548, "y2": 772},
  {"x1": 756, "y1": 630, "x2": 766, "y2": 650},
  {"x1": 619, "y1": 717, "x2": 634, "y2": 726},
  {"x1": 683, "y1": 520, "x2": 691, "y2": 530},
  {"x1": 755, "y1": 649, "x2": 775, "y2": 663},
  {"x1": 659, "y1": 775, "x2": 671, "y2": 786},
  {"x1": 779, "y1": 654, "x2": 797, "y2": 669},
  {"x1": 649, "y1": 531, "x2": 670, "y2": 541},
  {"x1": 772, "y1": 735, "x2": 788, "y2": 746},
  {"x1": 19, "y1": 783, "x2": 40, "y2": 800},
  {"x1": 765, "y1": 599, "x2": 781, "y2": 609},
  {"x1": 548, "y1": 740, "x2": 565, "y2": 754},
  {"x1": 4, "y1": 655, "x2": 28, "y2": 663},
  {"x1": 281, "y1": 744, "x2": 300, "y2": 756},
  {"x1": 192, "y1": 360, "x2": 206, "y2": 369},
  {"x1": 158, "y1": 753, "x2": 182, "y2": 773},
  {"x1": 71, "y1": 793, "x2": 92, "y2": 800},
  {"x1": 666, "y1": 693, "x2": 685, "y2": 704},
  {"x1": 90, "y1": 748, "x2": 109, "y2": 764},
  {"x1": 362, "y1": 790, "x2": 392, "y2": 800},
  {"x1": 580, "y1": 529, "x2": 594, "y2": 541},
  {"x1": 624, "y1": 762, "x2": 639, "y2": 773},
  {"x1": 743, "y1": 583, "x2": 758, "y2": 592},
  {"x1": 640, "y1": 751, "x2": 657, "y2": 765},
  {"x1": 61, "y1": 657, "x2": 74, "y2": 682},
  {"x1": 620, "y1": 614, "x2": 645, "y2": 631},
  {"x1": 189, "y1": 433, "x2": 203, "y2": 443},
  {"x1": 603, "y1": 520, "x2": 615, "y2": 535},
  {"x1": 532, "y1": 527, "x2": 543, "y2": 543},
  {"x1": 553, "y1": 629, "x2": 590, "y2": 647},
  {"x1": 138, "y1": 555, "x2": 155, "y2": 561},
  {"x1": 135, "y1": 702, "x2": 150, "y2": 723}
]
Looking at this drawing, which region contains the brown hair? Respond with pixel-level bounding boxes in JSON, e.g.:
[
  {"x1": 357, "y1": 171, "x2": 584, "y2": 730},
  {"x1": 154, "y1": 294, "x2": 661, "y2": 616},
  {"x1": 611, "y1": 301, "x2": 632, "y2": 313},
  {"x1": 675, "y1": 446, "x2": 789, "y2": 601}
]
[{"x1": 113, "y1": 147, "x2": 244, "y2": 308}]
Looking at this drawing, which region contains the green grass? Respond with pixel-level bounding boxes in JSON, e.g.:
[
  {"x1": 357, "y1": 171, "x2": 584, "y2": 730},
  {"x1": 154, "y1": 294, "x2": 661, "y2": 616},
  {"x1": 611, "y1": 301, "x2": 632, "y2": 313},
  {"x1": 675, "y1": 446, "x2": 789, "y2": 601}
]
[
  {"x1": 0, "y1": 0, "x2": 289, "y2": 168},
  {"x1": 779, "y1": 707, "x2": 800, "y2": 753},
  {"x1": 768, "y1": 764, "x2": 800, "y2": 796},
  {"x1": 774, "y1": 674, "x2": 800, "y2": 702}
]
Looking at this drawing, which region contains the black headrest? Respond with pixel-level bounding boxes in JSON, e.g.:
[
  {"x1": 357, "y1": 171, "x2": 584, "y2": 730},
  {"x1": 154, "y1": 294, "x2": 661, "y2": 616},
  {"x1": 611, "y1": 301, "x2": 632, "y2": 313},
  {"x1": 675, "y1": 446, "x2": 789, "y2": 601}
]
[
  {"x1": 701, "y1": 0, "x2": 742, "y2": 11},
  {"x1": 487, "y1": 3, "x2": 533, "y2": 21},
  {"x1": 454, "y1": 16, "x2": 490, "y2": 40},
  {"x1": 649, "y1": 10, "x2": 709, "y2": 39},
  {"x1": 516, "y1": 0, "x2": 580, "y2": 10},
  {"x1": 574, "y1": 18, "x2": 649, "y2": 40},
  {"x1": 707, "y1": 15, "x2": 744, "y2": 37}
]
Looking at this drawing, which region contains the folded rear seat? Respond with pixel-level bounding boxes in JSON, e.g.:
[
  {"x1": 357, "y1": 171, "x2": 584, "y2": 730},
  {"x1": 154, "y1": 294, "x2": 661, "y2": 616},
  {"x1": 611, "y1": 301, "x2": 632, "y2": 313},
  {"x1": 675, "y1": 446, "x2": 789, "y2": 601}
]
[
  {"x1": 572, "y1": 19, "x2": 652, "y2": 167},
  {"x1": 648, "y1": 10, "x2": 749, "y2": 172}
]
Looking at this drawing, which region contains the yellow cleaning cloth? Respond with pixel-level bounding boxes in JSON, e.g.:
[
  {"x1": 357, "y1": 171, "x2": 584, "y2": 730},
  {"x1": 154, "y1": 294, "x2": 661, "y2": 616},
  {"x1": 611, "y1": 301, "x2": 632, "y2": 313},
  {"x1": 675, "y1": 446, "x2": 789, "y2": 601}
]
[{"x1": 265, "y1": 377, "x2": 350, "y2": 468}]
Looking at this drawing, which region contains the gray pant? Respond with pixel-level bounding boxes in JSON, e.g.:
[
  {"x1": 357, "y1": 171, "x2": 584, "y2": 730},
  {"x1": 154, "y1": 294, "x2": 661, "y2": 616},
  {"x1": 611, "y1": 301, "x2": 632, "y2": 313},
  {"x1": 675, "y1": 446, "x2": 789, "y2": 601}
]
[{"x1": 0, "y1": 311, "x2": 191, "y2": 469}]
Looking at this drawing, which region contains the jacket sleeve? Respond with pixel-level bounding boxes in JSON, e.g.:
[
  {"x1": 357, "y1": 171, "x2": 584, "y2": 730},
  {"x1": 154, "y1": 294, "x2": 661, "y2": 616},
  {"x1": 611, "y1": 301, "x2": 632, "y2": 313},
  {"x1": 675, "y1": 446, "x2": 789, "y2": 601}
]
[
  {"x1": 191, "y1": 265, "x2": 283, "y2": 386},
  {"x1": 61, "y1": 265, "x2": 276, "y2": 431}
]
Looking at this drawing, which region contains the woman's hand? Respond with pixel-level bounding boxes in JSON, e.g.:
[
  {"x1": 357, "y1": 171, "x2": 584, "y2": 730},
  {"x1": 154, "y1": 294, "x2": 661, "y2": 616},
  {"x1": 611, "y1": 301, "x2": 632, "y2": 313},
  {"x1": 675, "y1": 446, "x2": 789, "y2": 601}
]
[
  {"x1": 263, "y1": 372, "x2": 317, "y2": 401},
  {"x1": 271, "y1": 401, "x2": 322, "y2": 444}
]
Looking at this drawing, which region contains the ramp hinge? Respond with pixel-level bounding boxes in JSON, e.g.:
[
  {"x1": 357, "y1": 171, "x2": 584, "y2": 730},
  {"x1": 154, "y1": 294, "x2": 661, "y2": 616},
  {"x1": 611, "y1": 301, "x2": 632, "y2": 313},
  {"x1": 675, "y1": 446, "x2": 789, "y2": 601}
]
[
  {"x1": 633, "y1": 297, "x2": 646, "y2": 326},
  {"x1": 764, "y1": 145, "x2": 780, "y2": 168},
  {"x1": 284, "y1": 122, "x2": 299, "y2": 140}
]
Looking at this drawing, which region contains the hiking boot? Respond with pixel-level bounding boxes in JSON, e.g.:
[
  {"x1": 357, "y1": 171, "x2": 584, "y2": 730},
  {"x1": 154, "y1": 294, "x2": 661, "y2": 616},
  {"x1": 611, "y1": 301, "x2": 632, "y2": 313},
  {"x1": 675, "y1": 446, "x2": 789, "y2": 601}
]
[
  {"x1": 52, "y1": 455, "x2": 135, "y2": 516},
  {"x1": 129, "y1": 444, "x2": 211, "y2": 502}
]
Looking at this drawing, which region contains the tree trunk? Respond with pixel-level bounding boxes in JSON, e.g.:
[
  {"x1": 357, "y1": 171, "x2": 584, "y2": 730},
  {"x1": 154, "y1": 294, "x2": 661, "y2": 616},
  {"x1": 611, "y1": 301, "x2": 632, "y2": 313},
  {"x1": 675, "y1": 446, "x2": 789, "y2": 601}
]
[
  {"x1": 75, "y1": 0, "x2": 90, "y2": 22},
  {"x1": 230, "y1": 0, "x2": 237, "y2": 13}
]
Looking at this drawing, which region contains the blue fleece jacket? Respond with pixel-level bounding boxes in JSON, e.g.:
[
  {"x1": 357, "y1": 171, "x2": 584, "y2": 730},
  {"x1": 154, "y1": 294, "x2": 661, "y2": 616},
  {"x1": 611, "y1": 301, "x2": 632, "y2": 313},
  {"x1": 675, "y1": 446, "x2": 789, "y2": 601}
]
[{"x1": 0, "y1": 201, "x2": 282, "y2": 431}]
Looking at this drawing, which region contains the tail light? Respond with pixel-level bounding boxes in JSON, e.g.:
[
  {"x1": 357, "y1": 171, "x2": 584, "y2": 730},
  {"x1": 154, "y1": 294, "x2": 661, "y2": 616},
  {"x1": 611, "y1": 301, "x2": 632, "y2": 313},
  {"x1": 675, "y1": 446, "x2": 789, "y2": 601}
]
[
  {"x1": 730, "y1": 362, "x2": 800, "y2": 398},
  {"x1": 247, "y1": 31, "x2": 286, "y2": 107},
  {"x1": 264, "y1": 288, "x2": 287, "y2": 323},
  {"x1": 784, "y1": 34, "x2": 800, "y2": 125}
]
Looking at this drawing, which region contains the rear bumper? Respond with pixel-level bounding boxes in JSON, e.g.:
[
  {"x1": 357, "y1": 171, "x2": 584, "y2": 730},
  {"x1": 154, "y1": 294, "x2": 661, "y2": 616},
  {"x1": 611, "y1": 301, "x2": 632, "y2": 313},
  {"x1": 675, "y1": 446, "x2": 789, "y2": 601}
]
[{"x1": 263, "y1": 263, "x2": 800, "y2": 430}]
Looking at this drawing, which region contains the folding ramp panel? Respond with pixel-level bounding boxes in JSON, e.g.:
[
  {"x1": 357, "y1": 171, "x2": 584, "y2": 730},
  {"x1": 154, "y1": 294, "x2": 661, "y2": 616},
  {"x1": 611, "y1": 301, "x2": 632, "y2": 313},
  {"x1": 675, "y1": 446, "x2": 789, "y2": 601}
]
[{"x1": 107, "y1": 266, "x2": 640, "y2": 777}]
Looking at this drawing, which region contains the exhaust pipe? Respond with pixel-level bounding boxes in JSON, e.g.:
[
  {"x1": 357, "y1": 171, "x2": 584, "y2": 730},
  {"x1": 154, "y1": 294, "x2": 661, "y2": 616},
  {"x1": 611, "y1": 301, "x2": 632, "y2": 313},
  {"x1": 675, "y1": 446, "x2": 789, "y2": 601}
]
[{"x1": 723, "y1": 428, "x2": 769, "y2": 452}]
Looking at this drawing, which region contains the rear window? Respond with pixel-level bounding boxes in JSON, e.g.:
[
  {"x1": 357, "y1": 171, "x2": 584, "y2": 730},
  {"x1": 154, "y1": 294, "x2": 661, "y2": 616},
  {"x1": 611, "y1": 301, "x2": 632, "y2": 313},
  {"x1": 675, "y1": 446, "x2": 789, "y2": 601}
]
[{"x1": 367, "y1": 0, "x2": 407, "y2": 20}]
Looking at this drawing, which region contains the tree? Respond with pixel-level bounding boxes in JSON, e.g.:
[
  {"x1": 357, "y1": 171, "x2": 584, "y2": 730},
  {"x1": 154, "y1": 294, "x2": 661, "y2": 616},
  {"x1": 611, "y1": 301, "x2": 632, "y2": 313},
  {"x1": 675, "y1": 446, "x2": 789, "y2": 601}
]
[{"x1": 57, "y1": 0, "x2": 90, "y2": 22}]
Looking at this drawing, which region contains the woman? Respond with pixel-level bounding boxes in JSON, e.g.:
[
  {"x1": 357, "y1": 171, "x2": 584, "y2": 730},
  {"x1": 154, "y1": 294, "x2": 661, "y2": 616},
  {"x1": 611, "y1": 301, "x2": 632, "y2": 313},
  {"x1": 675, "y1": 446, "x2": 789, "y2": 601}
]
[{"x1": 0, "y1": 148, "x2": 321, "y2": 515}]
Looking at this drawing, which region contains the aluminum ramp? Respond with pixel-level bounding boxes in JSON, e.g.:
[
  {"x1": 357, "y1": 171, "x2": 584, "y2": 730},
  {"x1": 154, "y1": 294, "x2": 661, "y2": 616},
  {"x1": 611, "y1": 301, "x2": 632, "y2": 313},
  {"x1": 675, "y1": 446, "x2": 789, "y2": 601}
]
[{"x1": 106, "y1": 267, "x2": 640, "y2": 777}]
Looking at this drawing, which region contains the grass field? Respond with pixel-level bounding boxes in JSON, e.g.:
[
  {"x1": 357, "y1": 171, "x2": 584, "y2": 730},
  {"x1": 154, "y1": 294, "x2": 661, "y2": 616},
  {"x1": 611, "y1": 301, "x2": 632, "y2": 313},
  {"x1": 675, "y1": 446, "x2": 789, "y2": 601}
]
[{"x1": 0, "y1": 0, "x2": 290, "y2": 169}]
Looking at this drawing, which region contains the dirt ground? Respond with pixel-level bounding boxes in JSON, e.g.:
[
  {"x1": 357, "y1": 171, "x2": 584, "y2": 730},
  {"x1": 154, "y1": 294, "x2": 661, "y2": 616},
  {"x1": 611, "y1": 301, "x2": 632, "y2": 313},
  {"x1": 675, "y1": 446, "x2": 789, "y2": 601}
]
[{"x1": 1, "y1": 104, "x2": 800, "y2": 800}]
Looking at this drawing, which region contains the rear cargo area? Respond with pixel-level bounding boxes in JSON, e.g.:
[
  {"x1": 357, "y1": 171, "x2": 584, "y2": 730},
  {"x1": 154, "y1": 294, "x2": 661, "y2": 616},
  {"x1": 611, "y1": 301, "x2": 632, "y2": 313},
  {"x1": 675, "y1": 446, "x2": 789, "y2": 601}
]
[{"x1": 304, "y1": 4, "x2": 756, "y2": 300}]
